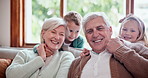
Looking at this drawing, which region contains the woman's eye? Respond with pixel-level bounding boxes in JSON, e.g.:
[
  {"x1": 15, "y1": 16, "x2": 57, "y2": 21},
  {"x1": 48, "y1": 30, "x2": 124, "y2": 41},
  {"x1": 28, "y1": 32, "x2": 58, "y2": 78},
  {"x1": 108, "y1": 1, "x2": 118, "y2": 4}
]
[
  {"x1": 60, "y1": 33, "x2": 65, "y2": 36},
  {"x1": 51, "y1": 31, "x2": 56, "y2": 33}
]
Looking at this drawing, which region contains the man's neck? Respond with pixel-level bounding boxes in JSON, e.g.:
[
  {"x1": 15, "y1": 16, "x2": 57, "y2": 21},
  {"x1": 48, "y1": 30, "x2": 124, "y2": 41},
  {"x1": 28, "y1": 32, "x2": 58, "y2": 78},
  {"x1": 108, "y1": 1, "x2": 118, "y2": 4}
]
[{"x1": 92, "y1": 49, "x2": 105, "y2": 54}]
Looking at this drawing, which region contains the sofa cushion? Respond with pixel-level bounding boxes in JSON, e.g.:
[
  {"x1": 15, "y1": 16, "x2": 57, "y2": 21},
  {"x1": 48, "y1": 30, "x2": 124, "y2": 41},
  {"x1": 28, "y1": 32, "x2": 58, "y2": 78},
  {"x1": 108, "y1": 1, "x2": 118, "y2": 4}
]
[{"x1": 0, "y1": 59, "x2": 12, "y2": 78}]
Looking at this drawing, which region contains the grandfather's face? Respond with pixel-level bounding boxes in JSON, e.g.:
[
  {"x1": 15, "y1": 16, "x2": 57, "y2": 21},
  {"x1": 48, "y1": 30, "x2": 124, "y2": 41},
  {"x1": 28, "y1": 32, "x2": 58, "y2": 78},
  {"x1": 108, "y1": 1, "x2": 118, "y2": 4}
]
[{"x1": 85, "y1": 16, "x2": 112, "y2": 53}]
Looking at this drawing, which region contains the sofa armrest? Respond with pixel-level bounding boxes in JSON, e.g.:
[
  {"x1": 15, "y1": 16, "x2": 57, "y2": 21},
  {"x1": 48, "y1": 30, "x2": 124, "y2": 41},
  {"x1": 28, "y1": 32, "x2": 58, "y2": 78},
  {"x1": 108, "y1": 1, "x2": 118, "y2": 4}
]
[{"x1": 0, "y1": 48, "x2": 20, "y2": 59}]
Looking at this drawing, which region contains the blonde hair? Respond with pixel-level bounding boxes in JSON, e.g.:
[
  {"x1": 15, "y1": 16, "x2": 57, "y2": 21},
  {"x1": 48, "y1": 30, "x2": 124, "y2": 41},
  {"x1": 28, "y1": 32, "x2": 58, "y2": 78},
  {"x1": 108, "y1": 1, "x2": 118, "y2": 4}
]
[
  {"x1": 119, "y1": 15, "x2": 148, "y2": 46},
  {"x1": 41, "y1": 17, "x2": 66, "y2": 43},
  {"x1": 64, "y1": 11, "x2": 82, "y2": 26},
  {"x1": 82, "y1": 12, "x2": 111, "y2": 33}
]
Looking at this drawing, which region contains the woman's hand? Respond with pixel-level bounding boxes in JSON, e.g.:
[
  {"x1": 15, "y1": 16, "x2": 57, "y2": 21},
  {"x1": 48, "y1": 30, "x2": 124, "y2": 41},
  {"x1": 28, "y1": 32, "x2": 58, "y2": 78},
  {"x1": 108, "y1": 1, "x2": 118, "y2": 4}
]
[
  {"x1": 44, "y1": 44, "x2": 54, "y2": 57},
  {"x1": 37, "y1": 43, "x2": 54, "y2": 61},
  {"x1": 37, "y1": 43, "x2": 46, "y2": 61}
]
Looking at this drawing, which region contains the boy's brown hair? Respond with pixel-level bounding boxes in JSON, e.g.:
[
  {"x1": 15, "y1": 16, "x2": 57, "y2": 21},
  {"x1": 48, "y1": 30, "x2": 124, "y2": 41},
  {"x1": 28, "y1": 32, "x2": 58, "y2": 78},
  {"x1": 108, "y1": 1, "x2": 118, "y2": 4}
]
[{"x1": 64, "y1": 11, "x2": 82, "y2": 26}]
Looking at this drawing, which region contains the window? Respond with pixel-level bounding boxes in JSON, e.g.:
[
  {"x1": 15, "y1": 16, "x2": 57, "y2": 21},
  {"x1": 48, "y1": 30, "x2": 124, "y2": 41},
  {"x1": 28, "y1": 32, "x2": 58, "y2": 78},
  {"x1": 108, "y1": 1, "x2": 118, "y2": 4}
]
[
  {"x1": 11, "y1": 0, "x2": 133, "y2": 47},
  {"x1": 25, "y1": 0, "x2": 60, "y2": 43},
  {"x1": 134, "y1": 0, "x2": 148, "y2": 37}
]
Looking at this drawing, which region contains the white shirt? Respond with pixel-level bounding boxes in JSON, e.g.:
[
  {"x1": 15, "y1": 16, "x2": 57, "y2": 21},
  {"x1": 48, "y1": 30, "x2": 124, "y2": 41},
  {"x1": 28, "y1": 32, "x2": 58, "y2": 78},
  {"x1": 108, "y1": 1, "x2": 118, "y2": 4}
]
[{"x1": 81, "y1": 50, "x2": 112, "y2": 78}]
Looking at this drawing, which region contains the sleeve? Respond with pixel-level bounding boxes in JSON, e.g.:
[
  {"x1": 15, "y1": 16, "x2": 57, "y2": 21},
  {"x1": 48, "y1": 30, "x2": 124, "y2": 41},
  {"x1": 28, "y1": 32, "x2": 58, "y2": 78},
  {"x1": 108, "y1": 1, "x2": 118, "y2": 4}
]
[
  {"x1": 33, "y1": 44, "x2": 40, "y2": 53},
  {"x1": 72, "y1": 36, "x2": 84, "y2": 48},
  {"x1": 68, "y1": 47, "x2": 83, "y2": 57},
  {"x1": 77, "y1": 36, "x2": 84, "y2": 48},
  {"x1": 6, "y1": 51, "x2": 45, "y2": 78},
  {"x1": 113, "y1": 44, "x2": 148, "y2": 78},
  {"x1": 56, "y1": 52, "x2": 75, "y2": 78}
]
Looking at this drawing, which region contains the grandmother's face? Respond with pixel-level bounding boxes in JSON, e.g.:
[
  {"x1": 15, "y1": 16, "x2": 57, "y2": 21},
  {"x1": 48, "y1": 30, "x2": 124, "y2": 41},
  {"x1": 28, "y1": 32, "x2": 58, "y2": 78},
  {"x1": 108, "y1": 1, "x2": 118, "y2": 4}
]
[{"x1": 42, "y1": 25, "x2": 65, "y2": 51}]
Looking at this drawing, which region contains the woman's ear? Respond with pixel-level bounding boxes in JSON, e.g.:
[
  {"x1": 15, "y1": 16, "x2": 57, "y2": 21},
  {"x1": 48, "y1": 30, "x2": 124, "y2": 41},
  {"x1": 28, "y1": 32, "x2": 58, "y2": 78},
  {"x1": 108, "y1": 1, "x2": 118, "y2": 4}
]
[{"x1": 41, "y1": 30, "x2": 46, "y2": 39}]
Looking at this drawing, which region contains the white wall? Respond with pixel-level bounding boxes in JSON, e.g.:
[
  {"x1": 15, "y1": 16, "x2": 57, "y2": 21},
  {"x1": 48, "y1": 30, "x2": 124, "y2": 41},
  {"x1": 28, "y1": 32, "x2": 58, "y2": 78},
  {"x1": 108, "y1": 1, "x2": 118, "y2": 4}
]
[{"x1": 0, "y1": 0, "x2": 10, "y2": 47}]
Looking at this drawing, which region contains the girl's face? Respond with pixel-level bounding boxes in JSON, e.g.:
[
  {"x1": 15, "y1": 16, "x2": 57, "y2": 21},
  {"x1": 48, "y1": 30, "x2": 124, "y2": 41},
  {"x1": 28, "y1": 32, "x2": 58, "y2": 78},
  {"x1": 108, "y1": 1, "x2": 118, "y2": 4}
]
[
  {"x1": 66, "y1": 21, "x2": 81, "y2": 42},
  {"x1": 42, "y1": 25, "x2": 65, "y2": 51},
  {"x1": 120, "y1": 20, "x2": 140, "y2": 42}
]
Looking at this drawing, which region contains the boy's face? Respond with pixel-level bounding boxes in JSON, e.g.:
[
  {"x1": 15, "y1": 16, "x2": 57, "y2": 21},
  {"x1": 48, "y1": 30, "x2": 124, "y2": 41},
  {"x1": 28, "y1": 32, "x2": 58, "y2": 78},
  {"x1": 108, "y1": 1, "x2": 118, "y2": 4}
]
[
  {"x1": 66, "y1": 21, "x2": 81, "y2": 42},
  {"x1": 120, "y1": 20, "x2": 139, "y2": 42}
]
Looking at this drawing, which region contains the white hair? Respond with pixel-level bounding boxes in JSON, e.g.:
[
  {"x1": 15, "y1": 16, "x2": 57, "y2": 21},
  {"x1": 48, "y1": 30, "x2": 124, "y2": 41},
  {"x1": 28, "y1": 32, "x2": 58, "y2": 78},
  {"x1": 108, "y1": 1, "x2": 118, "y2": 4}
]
[
  {"x1": 41, "y1": 17, "x2": 66, "y2": 43},
  {"x1": 42, "y1": 17, "x2": 66, "y2": 31},
  {"x1": 82, "y1": 12, "x2": 111, "y2": 33}
]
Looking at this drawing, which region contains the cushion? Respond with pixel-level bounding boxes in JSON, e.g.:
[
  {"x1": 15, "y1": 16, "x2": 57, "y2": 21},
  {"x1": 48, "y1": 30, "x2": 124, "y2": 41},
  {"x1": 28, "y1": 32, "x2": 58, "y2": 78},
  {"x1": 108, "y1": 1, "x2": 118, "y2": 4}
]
[{"x1": 0, "y1": 59, "x2": 12, "y2": 78}]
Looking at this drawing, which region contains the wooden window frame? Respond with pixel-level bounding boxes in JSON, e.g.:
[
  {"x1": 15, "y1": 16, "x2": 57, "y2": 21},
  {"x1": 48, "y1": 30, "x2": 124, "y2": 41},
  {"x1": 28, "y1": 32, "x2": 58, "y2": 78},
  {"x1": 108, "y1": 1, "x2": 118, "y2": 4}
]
[{"x1": 11, "y1": 0, "x2": 134, "y2": 48}]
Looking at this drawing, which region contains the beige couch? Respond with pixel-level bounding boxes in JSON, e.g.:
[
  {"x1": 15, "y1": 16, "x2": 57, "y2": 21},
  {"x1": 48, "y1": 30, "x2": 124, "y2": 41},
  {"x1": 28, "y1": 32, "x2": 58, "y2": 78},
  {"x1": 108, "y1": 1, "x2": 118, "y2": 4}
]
[{"x1": 0, "y1": 47, "x2": 32, "y2": 78}]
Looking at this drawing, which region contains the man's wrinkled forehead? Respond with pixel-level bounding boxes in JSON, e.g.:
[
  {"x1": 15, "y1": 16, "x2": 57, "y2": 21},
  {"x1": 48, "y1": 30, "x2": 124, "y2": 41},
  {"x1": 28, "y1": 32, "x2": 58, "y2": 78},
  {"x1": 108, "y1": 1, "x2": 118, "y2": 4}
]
[{"x1": 85, "y1": 16, "x2": 107, "y2": 27}]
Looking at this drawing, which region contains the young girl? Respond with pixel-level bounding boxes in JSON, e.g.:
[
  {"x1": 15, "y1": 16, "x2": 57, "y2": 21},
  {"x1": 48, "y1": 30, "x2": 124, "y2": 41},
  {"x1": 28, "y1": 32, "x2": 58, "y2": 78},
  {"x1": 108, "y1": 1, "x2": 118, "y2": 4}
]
[{"x1": 119, "y1": 15, "x2": 148, "y2": 47}]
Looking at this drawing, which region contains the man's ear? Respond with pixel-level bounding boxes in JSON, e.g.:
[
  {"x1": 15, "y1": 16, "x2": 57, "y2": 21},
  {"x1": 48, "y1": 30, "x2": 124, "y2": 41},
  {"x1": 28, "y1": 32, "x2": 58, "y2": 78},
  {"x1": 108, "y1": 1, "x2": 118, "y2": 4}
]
[{"x1": 109, "y1": 26, "x2": 113, "y2": 35}]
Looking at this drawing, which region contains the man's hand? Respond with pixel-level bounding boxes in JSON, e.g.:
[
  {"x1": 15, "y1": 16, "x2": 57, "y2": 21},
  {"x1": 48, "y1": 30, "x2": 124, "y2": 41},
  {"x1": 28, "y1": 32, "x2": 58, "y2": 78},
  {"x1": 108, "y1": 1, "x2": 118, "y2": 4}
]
[{"x1": 106, "y1": 37, "x2": 124, "y2": 53}]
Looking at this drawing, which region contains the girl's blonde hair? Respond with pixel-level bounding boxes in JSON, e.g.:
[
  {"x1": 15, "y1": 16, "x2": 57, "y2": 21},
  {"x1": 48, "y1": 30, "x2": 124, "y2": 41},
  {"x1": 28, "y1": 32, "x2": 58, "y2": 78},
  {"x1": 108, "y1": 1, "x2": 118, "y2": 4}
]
[{"x1": 41, "y1": 17, "x2": 66, "y2": 43}]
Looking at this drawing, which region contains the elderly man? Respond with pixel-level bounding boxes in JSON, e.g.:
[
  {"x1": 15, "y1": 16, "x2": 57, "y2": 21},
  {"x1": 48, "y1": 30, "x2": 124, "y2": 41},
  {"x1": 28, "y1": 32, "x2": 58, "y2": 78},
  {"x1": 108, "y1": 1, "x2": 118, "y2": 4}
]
[{"x1": 68, "y1": 12, "x2": 148, "y2": 78}]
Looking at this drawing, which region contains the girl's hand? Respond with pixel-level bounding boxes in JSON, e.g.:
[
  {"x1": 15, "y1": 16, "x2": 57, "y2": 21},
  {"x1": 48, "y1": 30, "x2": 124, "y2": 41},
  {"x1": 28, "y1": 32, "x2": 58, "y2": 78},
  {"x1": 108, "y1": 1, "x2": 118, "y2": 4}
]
[{"x1": 80, "y1": 48, "x2": 90, "y2": 57}]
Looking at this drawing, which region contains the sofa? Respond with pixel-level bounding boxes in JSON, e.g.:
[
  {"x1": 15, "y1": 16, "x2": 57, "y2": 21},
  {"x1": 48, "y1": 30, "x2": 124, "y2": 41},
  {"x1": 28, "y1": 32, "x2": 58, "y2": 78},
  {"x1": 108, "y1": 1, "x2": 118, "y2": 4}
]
[{"x1": 0, "y1": 47, "x2": 32, "y2": 78}]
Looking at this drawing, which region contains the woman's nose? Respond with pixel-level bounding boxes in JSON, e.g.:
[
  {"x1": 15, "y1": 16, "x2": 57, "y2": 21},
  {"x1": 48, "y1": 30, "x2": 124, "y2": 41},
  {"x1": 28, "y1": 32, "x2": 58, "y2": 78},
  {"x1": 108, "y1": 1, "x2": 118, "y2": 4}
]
[{"x1": 55, "y1": 34, "x2": 60, "y2": 39}]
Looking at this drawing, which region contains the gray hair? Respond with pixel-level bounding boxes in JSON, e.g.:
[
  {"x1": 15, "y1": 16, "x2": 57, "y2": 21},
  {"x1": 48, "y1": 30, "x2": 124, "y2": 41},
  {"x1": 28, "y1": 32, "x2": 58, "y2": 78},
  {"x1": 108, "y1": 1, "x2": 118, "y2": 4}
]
[
  {"x1": 82, "y1": 12, "x2": 111, "y2": 33},
  {"x1": 41, "y1": 17, "x2": 66, "y2": 43}
]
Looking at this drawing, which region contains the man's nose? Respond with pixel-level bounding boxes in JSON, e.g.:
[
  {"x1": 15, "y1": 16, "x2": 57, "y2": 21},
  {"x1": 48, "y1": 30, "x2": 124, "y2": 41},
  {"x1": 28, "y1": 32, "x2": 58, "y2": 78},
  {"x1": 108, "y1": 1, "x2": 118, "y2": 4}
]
[{"x1": 92, "y1": 30, "x2": 98, "y2": 38}]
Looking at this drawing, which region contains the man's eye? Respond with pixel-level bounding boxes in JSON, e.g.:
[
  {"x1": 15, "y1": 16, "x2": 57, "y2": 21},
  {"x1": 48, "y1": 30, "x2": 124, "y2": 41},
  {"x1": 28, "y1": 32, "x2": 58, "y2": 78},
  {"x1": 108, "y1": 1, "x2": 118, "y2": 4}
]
[
  {"x1": 96, "y1": 27, "x2": 104, "y2": 31},
  {"x1": 86, "y1": 29, "x2": 93, "y2": 34}
]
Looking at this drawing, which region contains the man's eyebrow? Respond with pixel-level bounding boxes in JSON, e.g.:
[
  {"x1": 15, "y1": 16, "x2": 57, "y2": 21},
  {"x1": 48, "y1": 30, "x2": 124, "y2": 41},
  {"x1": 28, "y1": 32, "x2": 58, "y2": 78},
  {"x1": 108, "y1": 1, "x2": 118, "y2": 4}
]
[{"x1": 96, "y1": 25, "x2": 105, "y2": 27}]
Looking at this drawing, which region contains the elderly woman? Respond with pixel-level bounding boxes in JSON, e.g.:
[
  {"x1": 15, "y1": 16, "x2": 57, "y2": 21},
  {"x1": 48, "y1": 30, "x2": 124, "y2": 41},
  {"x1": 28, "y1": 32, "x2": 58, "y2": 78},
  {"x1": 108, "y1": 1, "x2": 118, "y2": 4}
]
[{"x1": 6, "y1": 17, "x2": 75, "y2": 78}]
